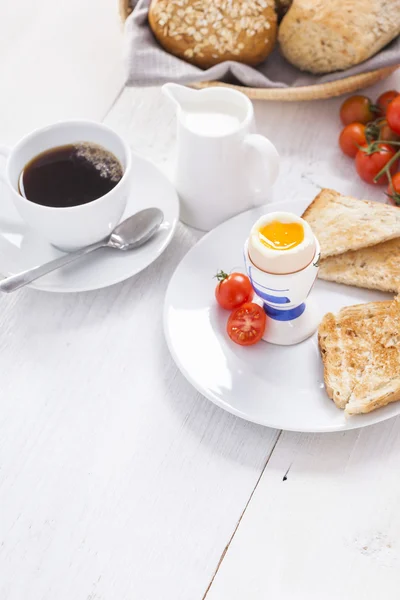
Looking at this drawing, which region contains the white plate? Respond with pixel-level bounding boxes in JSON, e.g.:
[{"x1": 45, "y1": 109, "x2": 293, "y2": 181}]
[
  {"x1": 164, "y1": 198, "x2": 399, "y2": 433},
  {"x1": 0, "y1": 154, "x2": 179, "y2": 293}
]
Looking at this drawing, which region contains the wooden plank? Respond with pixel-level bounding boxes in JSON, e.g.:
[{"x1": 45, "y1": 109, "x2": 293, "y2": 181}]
[
  {"x1": 0, "y1": 0, "x2": 124, "y2": 144},
  {"x1": 206, "y1": 422, "x2": 400, "y2": 600},
  {"x1": 0, "y1": 83, "x2": 279, "y2": 600},
  {"x1": 0, "y1": 266, "x2": 279, "y2": 599}
]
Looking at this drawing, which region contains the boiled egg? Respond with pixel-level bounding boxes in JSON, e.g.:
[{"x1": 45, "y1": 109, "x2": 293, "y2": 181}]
[{"x1": 248, "y1": 212, "x2": 316, "y2": 275}]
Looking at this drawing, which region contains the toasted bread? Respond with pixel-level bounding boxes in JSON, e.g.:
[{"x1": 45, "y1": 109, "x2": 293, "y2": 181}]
[
  {"x1": 302, "y1": 189, "x2": 400, "y2": 259},
  {"x1": 318, "y1": 301, "x2": 392, "y2": 409},
  {"x1": 318, "y1": 237, "x2": 400, "y2": 293},
  {"x1": 345, "y1": 297, "x2": 400, "y2": 415}
]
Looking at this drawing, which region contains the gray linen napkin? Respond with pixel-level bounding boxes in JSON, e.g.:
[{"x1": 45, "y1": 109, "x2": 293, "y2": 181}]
[{"x1": 124, "y1": 0, "x2": 400, "y2": 89}]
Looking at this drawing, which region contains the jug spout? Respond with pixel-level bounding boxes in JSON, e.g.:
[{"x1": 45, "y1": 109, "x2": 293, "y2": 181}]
[{"x1": 162, "y1": 83, "x2": 199, "y2": 112}]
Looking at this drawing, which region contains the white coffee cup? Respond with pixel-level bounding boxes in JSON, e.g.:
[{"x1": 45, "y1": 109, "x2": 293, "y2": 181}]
[
  {"x1": 163, "y1": 83, "x2": 280, "y2": 231},
  {"x1": 0, "y1": 120, "x2": 132, "y2": 250}
]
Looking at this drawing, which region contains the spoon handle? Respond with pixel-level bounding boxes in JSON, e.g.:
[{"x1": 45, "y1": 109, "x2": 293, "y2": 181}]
[{"x1": 0, "y1": 240, "x2": 106, "y2": 293}]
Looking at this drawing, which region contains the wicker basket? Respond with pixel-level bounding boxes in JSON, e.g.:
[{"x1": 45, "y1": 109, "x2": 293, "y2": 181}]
[{"x1": 120, "y1": 0, "x2": 398, "y2": 101}]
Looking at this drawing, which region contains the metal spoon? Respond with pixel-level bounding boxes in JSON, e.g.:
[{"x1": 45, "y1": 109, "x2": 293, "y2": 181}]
[{"x1": 0, "y1": 207, "x2": 164, "y2": 293}]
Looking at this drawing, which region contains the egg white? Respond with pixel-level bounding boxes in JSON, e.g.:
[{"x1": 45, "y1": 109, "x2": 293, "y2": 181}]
[{"x1": 248, "y1": 211, "x2": 316, "y2": 275}]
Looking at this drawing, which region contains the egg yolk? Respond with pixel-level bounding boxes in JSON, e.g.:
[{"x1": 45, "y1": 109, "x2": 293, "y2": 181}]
[{"x1": 258, "y1": 220, "x2": 304, "y2": 251}]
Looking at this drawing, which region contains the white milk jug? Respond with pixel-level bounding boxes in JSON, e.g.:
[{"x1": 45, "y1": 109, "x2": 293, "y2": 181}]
[{"x1": 163, "y1": 83, "x2": 280, "y2": 231}]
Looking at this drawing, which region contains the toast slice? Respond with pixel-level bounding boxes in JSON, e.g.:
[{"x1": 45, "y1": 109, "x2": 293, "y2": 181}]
[
  {"x1": 318, "y1": 301, "x2": 392, "y2": 409},
  {"x1": 318, "y1": 237, "x2": 400, "y2": 293},
  {"x1": 345, "y1": 297, "x2": 400, "y2": 415},
  {"x1": 302, "y1": 189, "x2": 400, "y2": 259}
]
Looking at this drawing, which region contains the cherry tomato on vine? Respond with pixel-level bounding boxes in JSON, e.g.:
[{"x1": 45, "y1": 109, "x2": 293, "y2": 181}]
[
  {"x1": 215, "y1": 270, "x2": 253, "y2": 310},
  {"x1": 379, "y1": 119, "x2": 400, "y2": 144},
  {"x1": 387, "y1": 96, "x2": 400, "y2": 135},
  {"x1": 365, "y1": 118, "x2": 400, "y2": 144},
  {"x1": 355, "y1": 143, "x2": 398, "y2": 185},
  {"x1": 387, "y1": 172, "x2": 400, "y2": 206},
  {"x1": 339, "y1": 123, "x2": 366, "y2": 157},
  {"x1": 376, "y1": 90, "x2": 399, "y2": 116},
  {"x1": 340, "y1": 95, "x2": 376, "y2": 126}
]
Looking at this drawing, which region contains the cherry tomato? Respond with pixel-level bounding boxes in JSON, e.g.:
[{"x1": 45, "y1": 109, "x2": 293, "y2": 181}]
[
  {"x1": 340, "y1": 95, "x2": 375, "y2": 126},
  {"x1": 355, "y1": 143, "x2": 398, "y2": 185},
  {"x1": 387, "y1": 96, "x2": 400, "y2": 135},
  {"x1": 227, "y1": 302, "x2": 266, "y2": 346},
  {"x1": 379, "y1": 119, "x2": 400, "y2": 144},
  {"x1": 339, "y1": 123, "x2": 366, "y2": 157},
  {"x1": 365, "y1": 118, "x2": 400, "y2": 144},
  {"x1": 376, "y1": 90, "x2": 398, "y2": 115},
  {"x1": 387, "y1": 172, "x2": 400, "y2": 206},
  {"x1": 215, "y1": 270, "x2": 253, "y2": 310}
]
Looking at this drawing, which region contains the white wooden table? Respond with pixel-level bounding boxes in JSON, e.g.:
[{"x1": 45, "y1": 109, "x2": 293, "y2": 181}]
[{"x1": 1, "y1": 3, "x2": 400, "y2": 599}]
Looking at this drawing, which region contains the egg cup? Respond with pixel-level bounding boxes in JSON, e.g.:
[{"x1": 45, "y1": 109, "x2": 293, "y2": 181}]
[{"x1": 243, "y1": 238, "x2": 321, "y2": 346}]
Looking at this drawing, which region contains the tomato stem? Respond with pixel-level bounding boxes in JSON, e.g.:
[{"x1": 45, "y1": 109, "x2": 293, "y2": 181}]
[
  {"x1": 361, "y1": 141, "x2": 400, "y2": 157},
  {"x1": 373, "y1": 149, "x2": 400, "y2": 183},
  {"x1": 365, "y1": 120, "x2": 381, "y2": 143},
  {"x1": 214, "y1": 270, "x2": 229, "y2": 282}
]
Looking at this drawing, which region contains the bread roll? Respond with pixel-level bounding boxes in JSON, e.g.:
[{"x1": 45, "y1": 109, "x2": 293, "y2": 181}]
[
  {"x1": 149, "y1": 0, "x2": 277, "y2": 69},
  {"x1": 278, "y1": 0, "x2": 400, "y2": 74}
]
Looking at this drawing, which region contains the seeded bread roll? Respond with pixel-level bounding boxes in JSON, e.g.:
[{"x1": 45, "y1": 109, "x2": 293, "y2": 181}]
[
  {"x1": 278, "y1": 0, "x2": 400, "y2": 74},
  {"x1": 148, "y1": 0, "x2": 277, "y2": 69}
]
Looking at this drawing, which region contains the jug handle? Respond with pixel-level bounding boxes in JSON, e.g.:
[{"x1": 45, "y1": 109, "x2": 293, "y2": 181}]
[{"x1": 243, "y1": 134, "x2": 280, "y2": 206}]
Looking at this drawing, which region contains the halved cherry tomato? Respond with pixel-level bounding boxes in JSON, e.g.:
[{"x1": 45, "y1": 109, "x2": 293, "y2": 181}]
[
  {"x1": 339, "y1": 123, "x2": 366, "y2": 157},
  {"x1": 227, "y1": 302, "x2": 266, "y2": 346},
  {"x1": 387, "y1": 96, "x2": 400, "y2": 135},
  {"x1": 215, "y1": 271, "x2": 253, "y2": 310},
  {"x1": 340, "y1": 95, "x2": 375, "y2": 126},
  {"x1": 377, "y1": 90, "x2": 398, "y2": 116},
  {"x1": 355, "y1": 143, "x2": 398, "y2": 185},
  {"x1": 387, "y1": 172, "x2": 400, "y2": 206}
]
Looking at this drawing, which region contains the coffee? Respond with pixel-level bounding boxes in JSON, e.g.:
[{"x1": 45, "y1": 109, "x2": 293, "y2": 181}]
[{"x1": 18, "y1": 142, "x2": 123, "y2": 208}]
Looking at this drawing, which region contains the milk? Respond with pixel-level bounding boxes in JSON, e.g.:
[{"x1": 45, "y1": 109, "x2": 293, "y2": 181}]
[{"x1": 183, "y1": 109, "x2": 241, "y2": 136}]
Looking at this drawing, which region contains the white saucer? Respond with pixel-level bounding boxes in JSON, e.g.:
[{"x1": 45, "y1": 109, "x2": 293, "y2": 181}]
[
  {"x1": 164, "y1": 198, "x2": 400, "y2": 433},
  {"x1": 0, "y1": 154, "x2": 179, "y2": 293}
]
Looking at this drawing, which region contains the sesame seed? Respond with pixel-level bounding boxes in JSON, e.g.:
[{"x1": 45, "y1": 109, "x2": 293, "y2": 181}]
[{"x1": 151, "y1": 0, "x2": 272, "y2": 58}]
